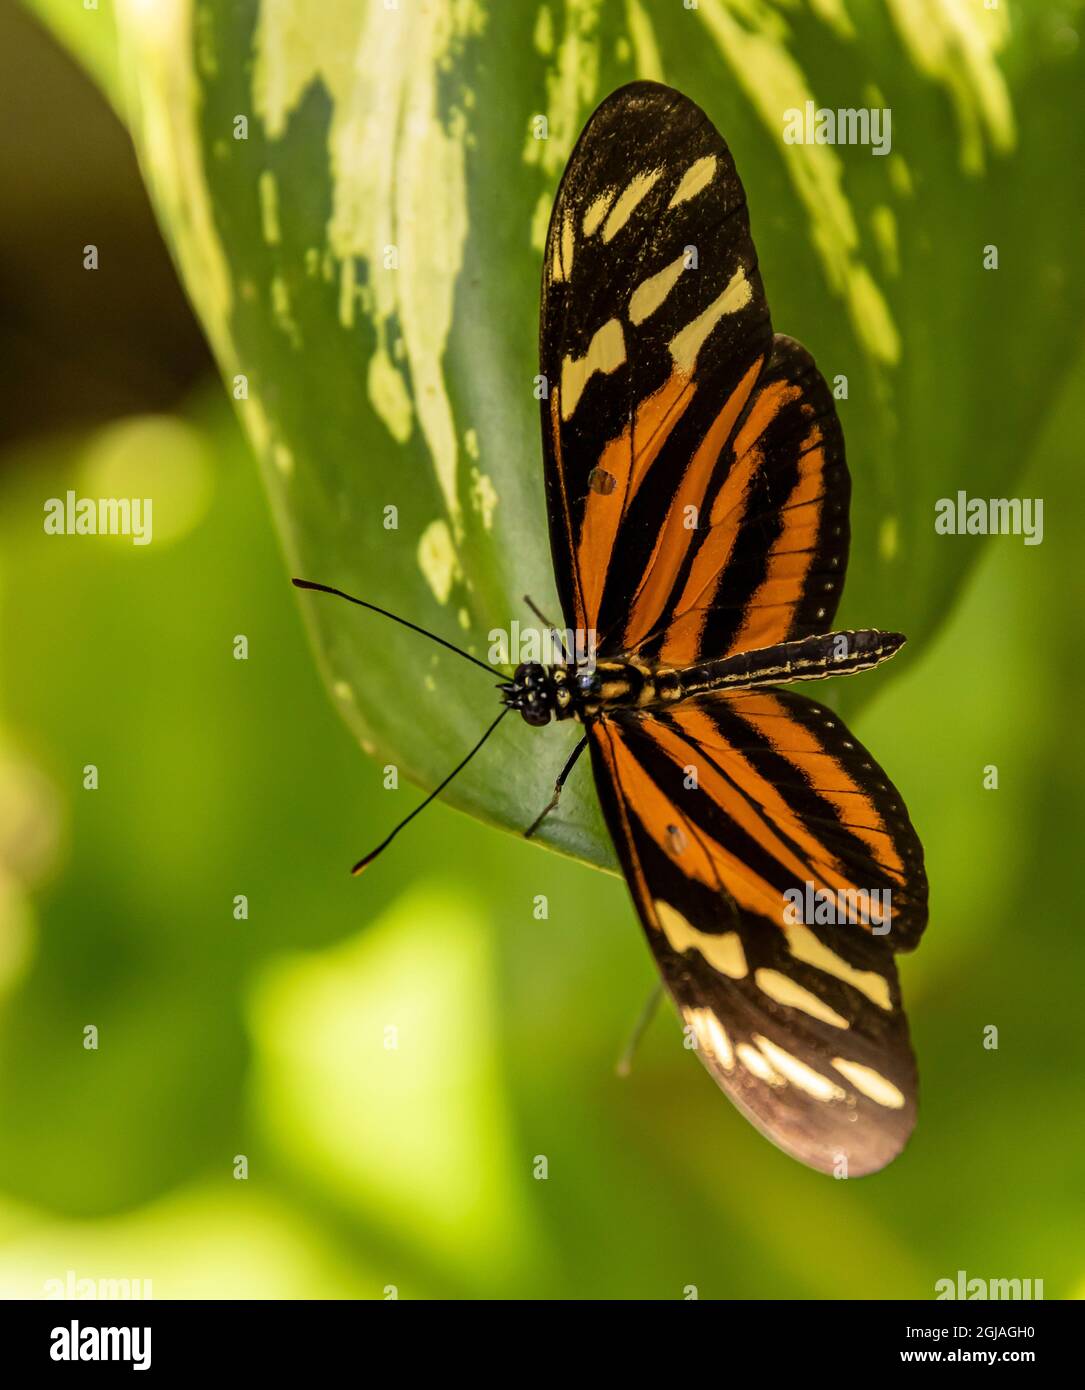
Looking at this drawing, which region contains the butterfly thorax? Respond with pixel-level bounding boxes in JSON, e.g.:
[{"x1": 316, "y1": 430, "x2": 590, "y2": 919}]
[{"x1": 501, "y1": 657, "x2": 682, "y2": 725}]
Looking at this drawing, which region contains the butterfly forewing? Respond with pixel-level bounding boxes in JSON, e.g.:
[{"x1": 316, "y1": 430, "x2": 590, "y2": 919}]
[{"x1": 540, "y1": 81, "x2": 772, "y2": 641}]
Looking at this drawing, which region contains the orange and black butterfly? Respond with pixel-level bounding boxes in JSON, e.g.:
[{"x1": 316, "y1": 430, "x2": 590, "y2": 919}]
[{"x1": 296, "y1": 81, "x2": 928, "y2": 1177}]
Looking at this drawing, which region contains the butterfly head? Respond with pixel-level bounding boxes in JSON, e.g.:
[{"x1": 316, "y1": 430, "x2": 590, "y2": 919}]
[{"x1": 499, "y1": 663, "x2": 576, "y2": 726}]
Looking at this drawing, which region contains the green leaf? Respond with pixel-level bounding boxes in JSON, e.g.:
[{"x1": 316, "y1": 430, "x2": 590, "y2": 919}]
[
  {"x1": 21, "y1": 0, "x2": 123, "y2": 115},
  {"x1": 25, "y1": 0, "x2": 1085, "y2": 871}
]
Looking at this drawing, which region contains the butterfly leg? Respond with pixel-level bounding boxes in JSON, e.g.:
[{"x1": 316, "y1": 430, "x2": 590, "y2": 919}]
[
  {"x1": 615, "y1": 980, "x2": 664, "y2": 1078},
  {"x1": 524, "y1": 735, "x2": 588, "y2": 838}
]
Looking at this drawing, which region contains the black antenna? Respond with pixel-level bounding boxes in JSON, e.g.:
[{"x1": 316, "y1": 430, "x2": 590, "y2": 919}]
[
  {"x1": 523, "y1": 593, "x2": 571, "y2": 662},
  {"x1": 352, "y1": 709, "x2": 509, "y2": 875},
  {"x1": 292, "y1": 578, "x2": 498, "y2": 676}
]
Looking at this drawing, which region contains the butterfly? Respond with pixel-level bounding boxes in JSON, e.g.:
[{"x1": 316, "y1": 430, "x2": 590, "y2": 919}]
[{"x1": 295, "y1": 80, "x2": 928, "y2": 1178}]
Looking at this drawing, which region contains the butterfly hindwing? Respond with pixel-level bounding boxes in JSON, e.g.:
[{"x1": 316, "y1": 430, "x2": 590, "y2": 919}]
[
  {"x1": 669, "y1": 686, "x2": 928, "y2": 949},
  {"x1": 588, "y1": 687, "x2": 927, "y2": 1175},
  {"x1": 636, "y1": 334, "x2": 850, "y2": 667},
  {"x1": 540, "y1": 80, "x2": 773, "y2": 641}
]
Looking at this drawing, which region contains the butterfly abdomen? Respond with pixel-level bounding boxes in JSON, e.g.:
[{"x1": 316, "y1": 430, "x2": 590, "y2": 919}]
[
  {"x1": 672, "y1": 629, "x2": 905, "y2": 698},
  {"x1": 579, "y1": 631, "x2": 904, "y2": 717}
]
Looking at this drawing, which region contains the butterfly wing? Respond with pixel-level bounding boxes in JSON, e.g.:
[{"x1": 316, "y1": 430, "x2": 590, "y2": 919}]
[
  {"x1": 543, "y1": 82, "x2": 924, "y2": 1173},
  {"x1": 588, "y1": 687, "x2": 928, "y2": 1176},
  {"x1": 637, "y1": 333, "x2": 850, "y2": 666},
  {"x1": 540, "y1": 82, "x2": 848, "y2": 661},
  {"x1": 540, "y1": 80, "x2": 773, "y2": 640}
]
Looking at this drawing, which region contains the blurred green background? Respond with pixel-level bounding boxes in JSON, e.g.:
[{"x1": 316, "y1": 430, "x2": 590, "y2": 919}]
[{"x1": 1, "y1": 0, "x2": 1083, "y2": 1300}]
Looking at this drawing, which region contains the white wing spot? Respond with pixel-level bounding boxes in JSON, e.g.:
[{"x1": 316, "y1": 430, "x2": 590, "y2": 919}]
[
  {"x1": 551, "y1": 209, "x2": 575, "y2": 282},
  {"x1": 737, "y1": 1042, "x2": 784, "y2": 1086},
  {"x1": 560, "y1": 318, "x2": 626, "y2": 420},
  {"x1": 629, "y1": 253, "x2": 687, "y2": 325},
  {"x1": 583, "y1": 188, "x2": 617, "y2": 236},
  {"x1": 669, "y1": 267, "x2": 752, "y2": 375},
  {"x1": 831, "y1": 1057, "x2": 906, "y2": 1109},
  {"x1": 754, "y1": 1035, "x2": 845, "y2": 1102},
  {"x1": 685, "y1": 1007, "x2": 735, "y2": 1070},
  {"x1": 783, "y1": 922, "x2": 892, "y2": 1011},
  {"x1": 602, "y1": 169, "x2": 663, "y2": 242},
  {"x1": 754, "y1": 968, "x2": 849, "y2": 1030},
  {"x1": 668, "y1": 154, "x2": 718, "y2": 208},
  {"x1": 655, "y1": 899, "x2": 747, "y2": 979}
]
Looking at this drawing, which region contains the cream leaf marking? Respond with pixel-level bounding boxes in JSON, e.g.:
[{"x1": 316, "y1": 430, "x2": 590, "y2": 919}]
[
  {"x1": 252, "y1": 0, "x2": 483, "y2": 536},
  {"x1": 416, "y1": 519, "x2": 459, "y2": 606},
  {"x1": 582, "y1": 187, "x2": 617, "y2": 236},
  {"x1": 628, "y1": 253, "x2": 687, "y2": 326},
  {"x1": 783, "y1": 922, "x2": 892, "y2": 1011},
  {"x1": 831, "y1": 1057, "x2": 906, "y2": 1109},
  {"x1": 753, "y1": 1035, "x2": 845, "y2": 1102},
  {"x1": 560, "y1": 318, "x2": 626, "y2": 420},
  {"x1": 655, "y1": 900, "x2": 747, "y2": 979},
  {"x1": 602, "y1": 169, "x2": 663, "y2": 242},
  {"x1": 690, "y1": 0, "x2": 904, "y2": 365},
  {"x1": 669, "y1": 267, "x2": 751, "y2": 375},
  {"x1": 685, "y1": 1006, "x2": 735, "y2": 1071},
  {"x1": 668, "y1": 154, "x2": 718, "y2": 208},
  {"x1": 754, "y1": 969, "x2": 849, "y2": 1030}
]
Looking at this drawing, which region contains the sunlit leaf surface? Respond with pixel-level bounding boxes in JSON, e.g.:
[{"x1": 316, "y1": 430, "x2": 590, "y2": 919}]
[{"x1": 24, "y1": 0, "x2": 1085, "y2": 869}]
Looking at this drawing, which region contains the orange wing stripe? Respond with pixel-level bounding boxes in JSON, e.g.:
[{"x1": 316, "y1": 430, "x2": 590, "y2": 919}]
[
  {"x1": 623, "y1": 355, "x2": 764, "y2": 650},
  {"x1": 661, "y1": 707, "x2": 849, "y2": 893},
  {"x1": 658, "y1": 377, "x2": 802, "y2": 665},
  {"x1": 729, "y1": 691, "x2": 906, "y2": 879},
  {"x1": 602, "y1": 720, "x2": 789, "y2": 923},
  {"x1": 727, "y1": 428, "x2": 825, "y2": 654},
  {"x1": 576, "y1": 369, "x2": 693, "y2": 629}
]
